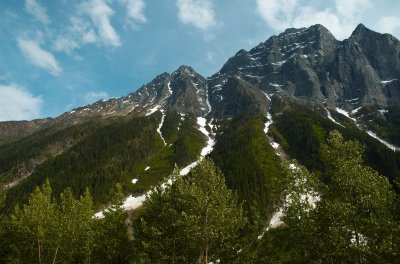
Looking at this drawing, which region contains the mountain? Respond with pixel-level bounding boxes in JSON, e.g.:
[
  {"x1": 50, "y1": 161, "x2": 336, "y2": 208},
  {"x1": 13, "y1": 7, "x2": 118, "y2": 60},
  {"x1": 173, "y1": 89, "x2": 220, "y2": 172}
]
[{"x1": 1, "y1": 24, "x2": 400, "y2": 216}]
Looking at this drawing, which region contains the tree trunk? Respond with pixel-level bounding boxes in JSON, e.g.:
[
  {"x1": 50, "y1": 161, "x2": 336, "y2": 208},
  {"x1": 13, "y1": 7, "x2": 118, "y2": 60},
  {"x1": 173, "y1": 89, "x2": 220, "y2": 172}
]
[
  {"x1": 52, "y1": 246, "x2": 59, "y2": 264},
  {"x1": 172, "y1": 235, "x2": 176, "y2": 264},
  {"x1": 37, "y1": 237, "x2": 42, "y2": 264},
  {"x1": 204, "y1": 242, "x2": 208, "y2": 264},
  {"x1": 352, "y1": 223, "x2": 363, "y2": 264}
]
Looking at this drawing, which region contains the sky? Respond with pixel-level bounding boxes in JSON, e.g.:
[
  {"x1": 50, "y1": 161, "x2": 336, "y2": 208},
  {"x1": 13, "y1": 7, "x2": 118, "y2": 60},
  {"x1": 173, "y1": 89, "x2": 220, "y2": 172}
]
[{"x1": 0, "y1": 0, "x2": 399, "y2": 121}]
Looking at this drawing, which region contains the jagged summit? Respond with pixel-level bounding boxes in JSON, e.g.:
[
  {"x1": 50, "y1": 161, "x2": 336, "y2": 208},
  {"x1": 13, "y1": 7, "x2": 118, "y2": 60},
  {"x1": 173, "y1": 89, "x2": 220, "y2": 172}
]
[
  {"x1": 1, "y1": 23, "x2": 399, "y2": 144},
  {"x1": 214, "y1": 23, "x2": 399, "y2": 109},
  {"x1": 36, "y1": 23, "x2": 400, "y2": 126}
]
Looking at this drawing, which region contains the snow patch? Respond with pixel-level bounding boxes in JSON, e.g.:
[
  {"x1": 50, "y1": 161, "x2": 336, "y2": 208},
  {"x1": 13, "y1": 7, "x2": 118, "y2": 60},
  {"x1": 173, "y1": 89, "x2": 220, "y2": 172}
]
[
  {"x1": 271, "y1": 142, "x2": 280, "y2": 149},
  {"x1": 146, "y1": 105, "x2": 161, "y2": 116},
  {"x1": 271, "y1": 60, "x2": 286, "y2": 66},
  {"x1": 264, "y1": 112, "x2": 273, "y2": 134},
  {"x1": 205, "y1": 85, "x2": 212, "y2": 114},
  {"x1": 336, "y1": 107, "x2": 357, "y2": 122},
  {"x1": 336, "y1": 108, "x2": 399, "y2": 151},
  {"x1": 366, "y1": 131, "x2": 400, "y2": 151},
  {"x1": 157, "y1": 110, "x2": 167, "y2": 145},
  {"x1": 381, "y1": 79, "x2": 397, "y2": 84},
  {"x1": 167, "y1": 81, "x2": 173, "y2": 95},
  {"x1": 180, "y1": 161, "x2": 199, "y2": 176},
  {"x1": 326, "y1": 109, "x2": 343, "y2": 126},
  {"x1": 352, "y1": 107, "x2": 362, "y2": 114},
  {"x1": 197, "y1": 117, "x2": 216, "y2": 156},
  {"x1": 269, "y1": 83, "x2": 283, "y2": 87}
]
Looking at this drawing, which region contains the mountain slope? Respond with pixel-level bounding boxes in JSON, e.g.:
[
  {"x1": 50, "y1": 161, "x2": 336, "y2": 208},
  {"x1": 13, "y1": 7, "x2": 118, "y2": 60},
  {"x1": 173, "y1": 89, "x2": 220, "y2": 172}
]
[{"x1": 1, "y1": 23, "x2": 400, "y2": 215}]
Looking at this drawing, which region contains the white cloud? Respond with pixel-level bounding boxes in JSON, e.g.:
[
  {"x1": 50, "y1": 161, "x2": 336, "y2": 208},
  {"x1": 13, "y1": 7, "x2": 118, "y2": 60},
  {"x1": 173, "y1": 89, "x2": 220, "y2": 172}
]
[
  {"x1": 256, "y1": 0, "x2": 297, "y2": 30},
  {"x1": 25, "y1": 0, "x2": 50, "y2": 24},
  {"x1": 80, "y1": 0, "x2": 121, "y2": 47},
  {"x1": 53, "y1": 36, "x2": 79, "y2": 55},
  {"x1": 256, "y1": 0, "x2": 373, "y2": 40},
  {"x1": 120, "y1": 0, "x2": 147, "y2": 27},
  {"x1": 377, "y1": 16, "x2": 400, "y2": 35},
  {"x1": 206, "y1": 51, "x2": 214, "y2": 61},
  {"x1": 176, "y1": 0, "x2": 216, "y2": 31},
  {"x1": 53, "y1": 17, "x2": 98, "y2": 55},
  {"x1": 17, "y1": 38, "x2": 63, "y2": 76},
  {"x1": 0, "y1": 84, "x2": 43, "y2": 121},
  {"x1": 84, "y1": 91, "x2": 109, "y2": 103},
  {"x1": 334, "y1": 0, "x2": 371, "y2": 19}
]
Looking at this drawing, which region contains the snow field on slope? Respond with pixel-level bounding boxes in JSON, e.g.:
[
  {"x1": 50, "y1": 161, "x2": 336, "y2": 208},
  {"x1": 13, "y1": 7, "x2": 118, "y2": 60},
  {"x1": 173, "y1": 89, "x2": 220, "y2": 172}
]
[
  {"x1": 95, "y1": 115, "x2": 216, "y2": 218},
  {"x1": 335, "y1": 107, "x2": 399, "y2": 152}
]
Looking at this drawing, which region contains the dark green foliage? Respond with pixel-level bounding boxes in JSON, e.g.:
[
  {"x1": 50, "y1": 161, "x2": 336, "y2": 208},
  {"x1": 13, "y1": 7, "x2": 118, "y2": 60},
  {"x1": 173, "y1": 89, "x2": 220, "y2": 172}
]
[
  {"x1": 355, "y1": 105, "x2": 400, "y2": 146},
  {"x1": 92, "y1": 184, "x2": 135, "y2": 264},
  {"x1": 2, "y1": 180, "x2": 95, "y2": 263},
  {"x1": 211, "y1": 112, "x2": 284, "y2": 218},
  {"x1": 3, "y1": 114, "x2": 167, "y2": 211},
  {"x1": 0, "y1": 119, "x2": 108, "y2": 184},
  {"x1": 160, "y1": 110, "x2": 181, "y2": 143},
  {"x1": 3, "y1": 110, "x2": 208, "y2": 212},
  {"x1": 259, "y1": 132, "x2": 400, "y2": 263},
  {"x1": 134, "y1": 159, "x2": 247, "y2": 264},
  {"x1": 171, "y1": 113, "x2": 206, "y2": 167},
  {"x1": 274, "y1": 105, "x2": 400, "y2": 190}
]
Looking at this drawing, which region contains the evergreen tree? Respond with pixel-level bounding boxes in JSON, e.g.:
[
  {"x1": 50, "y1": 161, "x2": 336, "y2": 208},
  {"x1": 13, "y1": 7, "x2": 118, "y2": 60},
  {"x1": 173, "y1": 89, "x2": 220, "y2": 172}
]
[
  {"x1": 262, "y1": 131, "x2": 399, "y2": 263},
  {"x1": 177, "y1": 159, "x2": 246, "y2": 263},
  {"x1": 317, "y1": 130, "x2": 398, "y2": 263},
  {"x1": 4, "y1": 180, "x2": 96, "y2": 263},
  {"x1": 281, "y1": 162, "x2": 320, "y2": 262},
  {"x1": 135, "y1": 159, "x2": 246, "y2": 263},
  {"x1": 92, "y1": 183, "x2": 136, "y2": 264}
]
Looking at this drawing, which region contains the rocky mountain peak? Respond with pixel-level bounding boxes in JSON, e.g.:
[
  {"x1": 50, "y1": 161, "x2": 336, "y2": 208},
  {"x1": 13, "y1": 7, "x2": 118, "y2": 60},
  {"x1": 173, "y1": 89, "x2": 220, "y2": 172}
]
[{"x1": 350, "y1": 23, "x2": 371, "y2": 39}]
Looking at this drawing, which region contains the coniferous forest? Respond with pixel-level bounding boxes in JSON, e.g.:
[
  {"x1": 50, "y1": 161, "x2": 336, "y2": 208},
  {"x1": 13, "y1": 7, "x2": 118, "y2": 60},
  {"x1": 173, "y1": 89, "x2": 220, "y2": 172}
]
[{"x1": 1, "y1": 127, "x2": 400, "y2": 263}]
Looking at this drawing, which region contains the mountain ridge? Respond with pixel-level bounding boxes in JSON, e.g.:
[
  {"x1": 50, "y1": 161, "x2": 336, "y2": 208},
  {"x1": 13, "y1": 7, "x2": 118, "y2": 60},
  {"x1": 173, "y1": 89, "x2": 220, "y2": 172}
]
[{"x1": 1, "y1": 23, "x2": 400, "y2": 212}]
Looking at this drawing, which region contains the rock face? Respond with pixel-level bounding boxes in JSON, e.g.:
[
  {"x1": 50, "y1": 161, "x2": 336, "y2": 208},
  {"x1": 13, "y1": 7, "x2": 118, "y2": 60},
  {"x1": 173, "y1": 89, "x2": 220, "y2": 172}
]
[
  {"x1": 211, "y1": 23, "x2": 400, "y2": 111},
  {"x1": 1, "y1": 23, "x2": 399, "y2": 143}
]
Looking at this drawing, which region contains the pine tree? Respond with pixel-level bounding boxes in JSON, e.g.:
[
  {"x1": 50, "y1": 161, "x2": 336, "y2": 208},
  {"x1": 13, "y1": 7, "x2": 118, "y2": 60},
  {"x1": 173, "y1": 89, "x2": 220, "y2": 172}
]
[
  {"x1": 135, "y1": 159, "x2": 247, "y2": 263},
  {"x1": 317, "y1": 130, "x2": 398, "y2": 262},
  {"x1": 4, "y1": 180, "x2": 96, "y2": 263},
  {"x1": 92, "y1": 183, "x2": 135, "y2": 264},
  {"x1": 267, "y1": 131, "x2": 399, "y2": 263},
  {"x1": 177, "y1": 158, "x2": 246, "y2": 263}
]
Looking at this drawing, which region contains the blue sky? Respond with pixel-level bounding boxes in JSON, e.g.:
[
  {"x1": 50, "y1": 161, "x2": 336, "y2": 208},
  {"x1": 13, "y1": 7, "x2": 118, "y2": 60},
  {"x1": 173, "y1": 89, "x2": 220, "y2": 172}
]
[{"x1": 1, "y1": 0, "x2": 399, "y2": 121}]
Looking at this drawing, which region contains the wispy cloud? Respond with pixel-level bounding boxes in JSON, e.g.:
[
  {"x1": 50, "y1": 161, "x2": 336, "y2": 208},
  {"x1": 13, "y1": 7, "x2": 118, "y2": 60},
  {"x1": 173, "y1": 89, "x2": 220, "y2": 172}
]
[
  {"x1": 377, "y1": 16, "x2": 400, "y2": 36},
  {"x1": 80, "y1": 0, "x2": 121, "y2": 47},
  {"x1": 256, "y1": 0, "x2": 373, "y2": 39},
  {"x1": 25, "y1": 0, "x2": 50, "y2": 24},
  {"x1": 0, "y1": 84, "x2": 43, "y2": 121},
  {"x1": 84, "y1": 91, "x2": 109, "y2": 103},
  {"x1": 176, "y1": 0, "x2": 216, "y2": 31},
  {"x1": 53, "y1": 17, "x2": 98, "y2": 55},
  {"x1": 17, "y1": 38, "x2": 63, "y2": 76},
  {"x1": 120, "y1": 0, "x2": 147, "y2": 28}
]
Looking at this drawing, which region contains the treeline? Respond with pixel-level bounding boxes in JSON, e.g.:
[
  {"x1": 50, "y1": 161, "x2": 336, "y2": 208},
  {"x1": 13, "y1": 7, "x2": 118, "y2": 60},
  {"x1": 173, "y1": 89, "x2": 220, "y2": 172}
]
[{"x1": 1, "y1": 133, "x2": 399, "y2": 263}]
